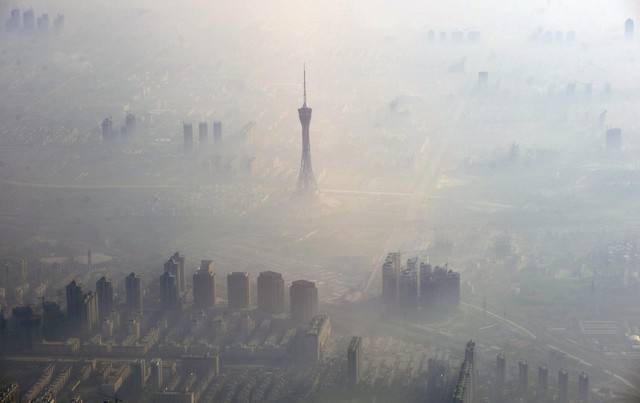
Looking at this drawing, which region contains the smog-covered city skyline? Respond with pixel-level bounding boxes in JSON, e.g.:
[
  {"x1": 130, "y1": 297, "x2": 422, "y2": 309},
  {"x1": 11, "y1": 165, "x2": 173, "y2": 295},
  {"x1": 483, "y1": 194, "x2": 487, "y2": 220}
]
[{"x1": 0, "y1": 1, "x2": 639, "y2": 402}]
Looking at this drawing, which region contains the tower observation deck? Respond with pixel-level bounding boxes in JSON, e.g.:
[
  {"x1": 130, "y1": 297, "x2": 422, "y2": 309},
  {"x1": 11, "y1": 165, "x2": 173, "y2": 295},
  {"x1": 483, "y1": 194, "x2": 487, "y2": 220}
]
[{"x1": 297, "y1": 66, "x2": 317, "y2": 194}]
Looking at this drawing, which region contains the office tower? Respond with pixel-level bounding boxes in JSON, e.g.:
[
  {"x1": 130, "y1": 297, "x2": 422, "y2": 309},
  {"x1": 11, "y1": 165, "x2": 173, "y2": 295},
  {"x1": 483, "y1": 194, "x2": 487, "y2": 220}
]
[
  {"x1": 159, "y1": 272, "x2": 179, "y2": 310},
  {"x1": 419, "y1": 261, "x2": 434, "y2": 306},
  {"x1": 290, "y1": 279, "x2": 318, "y2": 323},
  {"x1": 578, "y1": 372, "x2": 589, "y2": 402},
  {"x1": 452, "y1": 341, "x2": 476, "y2": 403},
  {"x1": 518, "y1": 360, "x2": 529, "y2": 395},
  {"x1": 150, "y1": 359, "x2": 163, "y2": 391},
  {"x1": 382, "y1": 252, "x2": 401, "y2": 305},
  {"x1": 132, "y1": 359, "x2": 146, "y2": 394},
  {"x1": 537, "y1": 365, "x2": 548, "y2": 394},
  {"x1": 193, "y1": 260, "x2": 216, "y2": 309},
  {"x1": 42, "y1": 301, "x2": 64, "y2": 341},
  {"x1": 37, "y1": 14, "x2": 49, "y2": 31},
  {"x1": 445, "y1": 270, "x2": 461, "y2": 307},
  {"x1": 198, "y1": 122, "x2": 208, "y2": 145},
  {"x1": 213, "y1": 121, "x2": 222, "y2": 144},
  {"x1": 606, "y1": 128, "x2": 622, "y2": 151},
  {"x1": 227, "y1": 272, "x2": 250, "y2": 310},
  {"x1": 125, "y1": 112, "x2": 136, "y2": 133},
  {"x1": 558, "y1": 370, "x2": 569, "y2": 403},
  {"x1": 398, "y1": 267, "x2": 418, "y2": 315},
  {"x1": 183, "y1": 123, "x2": 193, "y2": 151},
  {"x1": 80, "y1": 292, "x2": 98, "y2": 335},
  {"x1": 164, "y1": 252, "x2": 185, "y2": 293},
  {"x1": 478, "y1": 72, "x2": 488, "y2": 86},
  {"x1": 496, "y1": 352, "x2": 506, "y2": 389},
  {"x1": 125, "y1": 272, "x2": 143, "y2": 315},
  {"x1": 302, "y1": 314, "x2": 331, "y2": 363},
  {"x1": 66, "y1": 281, "x2": 83, "y2": 329},
  {"x1": 101, "y1": 117, "x2": 114, "y2": 143},
  {"x1": 101, "y1": 318, "x2": 113, "y2": 339},
  {"x1": 7, "y1": 9, "x2": 21, "y2": 31},
  {"x1": 347, "y1": 336, "x2": 362, "y2": 387},
  {"x1": 257, "y1": 271, "x2": 285, "y2": 314},
  {"x1": 22, "y1": 9, "x2": 34, "y2": 31},
  {"x1": 625, "y1": 18, "x2": 635, "y2": 40},
  {"x1": 95, "y1": 277, "x2": 113, "y2": 322},
  {"x1": 296, "y1": 66, "x2": 317, "y2": 193}
]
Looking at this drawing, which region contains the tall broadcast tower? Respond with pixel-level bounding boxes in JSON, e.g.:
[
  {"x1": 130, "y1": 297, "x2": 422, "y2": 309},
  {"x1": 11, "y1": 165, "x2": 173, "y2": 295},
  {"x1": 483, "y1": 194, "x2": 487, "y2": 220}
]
[{"x1": 297, "y1": 66, "x2": 317, "y2": 193}]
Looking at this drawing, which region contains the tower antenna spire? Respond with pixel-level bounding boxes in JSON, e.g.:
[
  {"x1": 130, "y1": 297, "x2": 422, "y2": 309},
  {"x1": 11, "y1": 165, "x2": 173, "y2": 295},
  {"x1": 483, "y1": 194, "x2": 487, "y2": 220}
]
[{"x1": 303, "y1": 64, "x2": 307, "y2": 106}]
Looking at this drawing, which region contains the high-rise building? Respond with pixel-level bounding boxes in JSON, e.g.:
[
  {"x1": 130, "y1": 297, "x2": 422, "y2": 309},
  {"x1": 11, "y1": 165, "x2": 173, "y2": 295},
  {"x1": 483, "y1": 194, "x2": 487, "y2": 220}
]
[
  {"x1": 537, "y1": 365, "x2": 548, "y2": 395},
  {"x1": 496, "y1": 352, "x2": 506, "y2": 390},
  {"x1": 290, "y1": 280, "x2": 318, "y2": 323},
  {"x1": 302, "y1": 314, "x2": 331, "y2": 363},
  {"x1": 125, "y1": 272, "x2": 143, "y2": 315},
  {"x1": 198, "y1": 122, "x2": 208, "y2": 145},
  {"x1": 257, "y1": 271, "x2": 285, "y2": 314},
  {"x1": 101, "y1": 117, "x2": 114, "y2": 143},
  {"x1": 213, "y1": 121, "x2": 222, "y2": 144},
  {"x1": 164, "y1": 252, "x2": 185, "y2": 293},
  {"x1": 625, "y1": 18, "x2": 635, "y2": 40},
  {"x1": 22, "y1": 9, "x2": 34, "y2": 31},
  {"x1": 452, "y1": 341, "x2": 476, "y2": 403},
  {"x1": 160, "y1": 272, "x2": 179, "y2": 310},
  {"x1": 382, "y1": 252, "x2": 401, "y2": 305},
  {"x1": 80, "y1": 292, "x2": 98, "y2": 335},
  {"x1": 347, "y1": 336, "x2": 362, "y2": 387},
  {"x1": 227, "y1": 272, "x2": 250, "y2": 310},
  {"x1": 183, "y1": 123, "x2": 193, "y2": 151},
  {"x1": 66, "y1": 281, "x2": 83, "y2": 329},
  {"x1": 558, "y1": 369, "x2": 569, "y2": 403},
  {"x1": 296, "y1": 66, "x2": 317, "y2": 193},
  {"x1": 125, "y1": 112, "x2": 136, "y2": 133},
  {"x1": 95, "y1": 276, "x2": 113, "y2": 322},
  {"x1": 398, "y1": 267, "x2": 418, "y2": 315},
  {"x1": 578, "y1": 372, "x2": 589, "y2": 402},
  {"x1": 518, "y1": 360, "x2": 529, "y2": 395},
  {"x1": 131, "y1": 359, "x2": 146, "y2": 395},
  {"x1": 150, "y1": 359, "x2": 163, "y2": 391},
  {"x1": 193, "y1": 260, "x2": 215, "y2": 309}
]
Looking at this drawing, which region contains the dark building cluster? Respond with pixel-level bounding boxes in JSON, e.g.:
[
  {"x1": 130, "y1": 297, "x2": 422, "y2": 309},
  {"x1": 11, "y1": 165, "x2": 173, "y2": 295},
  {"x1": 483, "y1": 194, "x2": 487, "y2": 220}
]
[
  {"x1": 183, "y1": 120, "x2": 223, "y2": 151},
  {"x1": 0, "y1": 249, "x2": 337, "y2": 402},
  {"x1": 382, "y1": 252, "x2": 460, "y2": 318},
  {"x1": 101, "y1": 112, "x2": 137, "y2": 144},
  {"x1": 5, "y1": 8, "x2": 64, "y2": 34}
]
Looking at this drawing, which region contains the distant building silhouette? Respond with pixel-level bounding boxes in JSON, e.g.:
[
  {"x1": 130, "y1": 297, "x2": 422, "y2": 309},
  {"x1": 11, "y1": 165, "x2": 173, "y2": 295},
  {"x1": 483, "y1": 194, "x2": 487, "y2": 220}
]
[
  {"x1": 626, "y1": 18, "x2": 635, "y2": 40},
  {"x1": 290, "y1": 279, "x2": 318, "y2": 323},
  {"x1": 193, "y1": 260, "x2": 215, "y2": 309},
  {"x1": 125, "y1": 272, "x2": 143, "y2": 315},
  {"x1": 159, "y1": 271, "x2": 179, "y2": 310},
  {"x1": 257, "y1": 271, "x2": 285, "y2": 314},
  {"x1": 183, "y1": 123, "x2": 193, "y2": 151},
  {"x1": 95, "y1": 276, "x2": 113, "y2": 322},
  {"x1": 347, "y1": 336, "x2": 362, "y2": 386},
  {"x1": 198, "y1": 122, "x2": 208, "y2": 145},
  {"x1": 227, "y1": 272, "x2": 250, "y2": 310}
]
